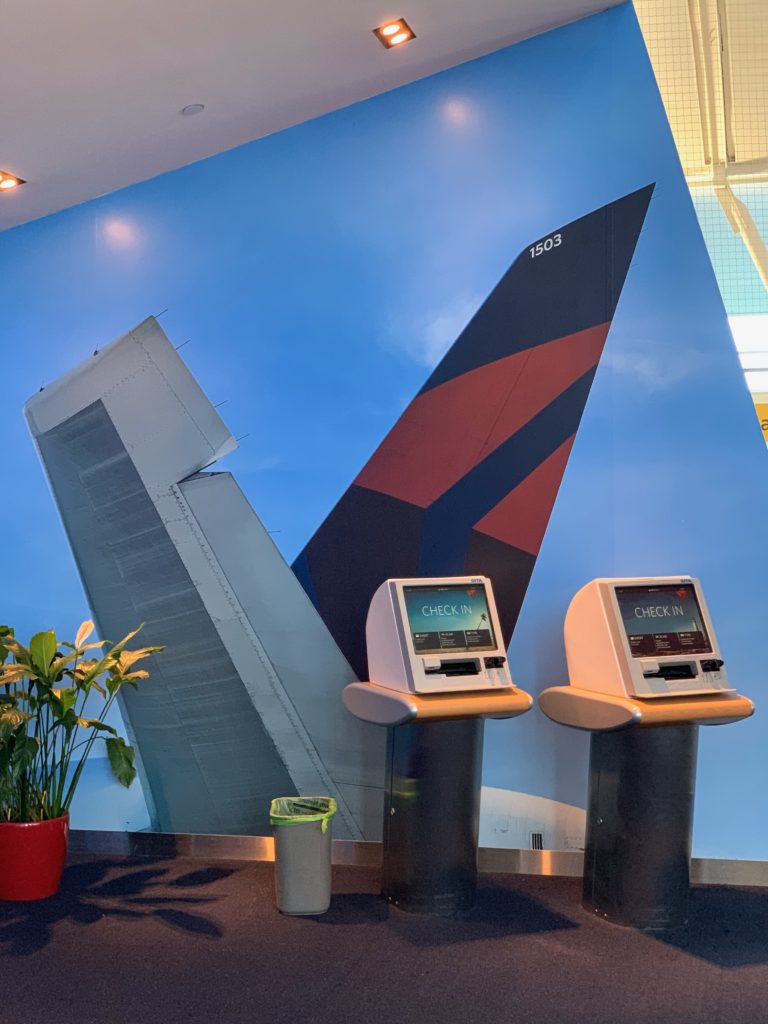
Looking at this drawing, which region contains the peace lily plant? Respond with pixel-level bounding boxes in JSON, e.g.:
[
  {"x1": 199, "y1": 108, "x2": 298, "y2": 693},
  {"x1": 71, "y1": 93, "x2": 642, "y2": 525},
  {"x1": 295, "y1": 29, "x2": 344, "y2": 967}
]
[{"x1": 0, "y1": 620, "x2": 162, "y2": 824}]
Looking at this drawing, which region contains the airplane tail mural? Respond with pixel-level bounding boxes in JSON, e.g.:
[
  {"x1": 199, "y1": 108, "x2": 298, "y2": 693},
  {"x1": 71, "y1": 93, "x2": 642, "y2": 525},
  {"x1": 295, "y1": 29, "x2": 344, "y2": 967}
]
[
  {"x1": 25, "y1": 187, "x2": 654, "y2": 840},
  {"x1": 294, "y1": 185, "x2": 655, "y2": 678}
]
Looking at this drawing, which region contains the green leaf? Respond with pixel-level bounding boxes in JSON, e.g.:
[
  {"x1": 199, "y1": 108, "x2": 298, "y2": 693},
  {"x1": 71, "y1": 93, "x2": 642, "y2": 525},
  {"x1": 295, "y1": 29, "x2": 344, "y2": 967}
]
[
  {"x1": 0, "y1": 625, "x2": 13, "y2": 665},
  {"x1": 11, "y1": 735, "x2": 40, "y2": 776},
  {"x1": 2, "y1": 636, "x2": 29, "y2": 663},
  {"x1": 52, "y1": 688, "x2": 78, "y2": 715},
  {"x1": 0, "y1": 706, "x2": 31, "y2": 738},
  {"x1": 117, "y1": 646, "x2": 163, "y2": 671},
  {"x1": 49, "y1": 651, "x2": 81, "y2": 676},
  {"x1": 0, "y1": 663, "x2": 37, "y2": 685},
  {"x1": 75, "y1": 620, "x2": 95, "y2": 648},
  {"x1": 56, "y1": 708, "x2": 79, "y2": 734},
  {"x1": 77, "y1": 718, "x2": 117, "y2": 735},
  {"x1": 29, "y1": 630, "x2": 57, "y2": 674},
  {"x1": 75, "y1": 654, "x2": 112, "y2": 688},
  {"x1": 105, "y1": 737, "x2": 136, "y2": 788},
  {"x1": 118, "y1": 625, "x2": 142, "y2": 646}
]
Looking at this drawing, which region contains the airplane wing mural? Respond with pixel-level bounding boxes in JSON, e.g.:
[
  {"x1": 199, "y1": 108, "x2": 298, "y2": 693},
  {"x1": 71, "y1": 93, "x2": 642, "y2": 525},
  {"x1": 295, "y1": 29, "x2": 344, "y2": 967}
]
[{"x1": 294, "y1": 185, "x2": 655, "y2": 678}]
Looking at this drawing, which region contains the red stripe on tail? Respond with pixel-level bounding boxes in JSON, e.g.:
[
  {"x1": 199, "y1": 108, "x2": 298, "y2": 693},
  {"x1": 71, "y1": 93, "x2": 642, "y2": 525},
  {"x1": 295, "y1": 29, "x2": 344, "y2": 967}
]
[{"x1": 355, "y1": 323, "x2": 608, "y2": 508}]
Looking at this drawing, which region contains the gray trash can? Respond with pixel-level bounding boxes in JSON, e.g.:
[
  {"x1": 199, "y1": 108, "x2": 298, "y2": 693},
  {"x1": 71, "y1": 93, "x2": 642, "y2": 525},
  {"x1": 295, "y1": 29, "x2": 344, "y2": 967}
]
[{"x1": 270, "y1": 797, "x2": 337, "y2": 915}]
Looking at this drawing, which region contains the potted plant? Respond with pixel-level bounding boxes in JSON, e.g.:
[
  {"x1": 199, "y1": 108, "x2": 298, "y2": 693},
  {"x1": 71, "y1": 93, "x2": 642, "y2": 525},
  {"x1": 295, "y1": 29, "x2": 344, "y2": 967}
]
[{"x1": 0, "y1": 620, "x2": 162, "y2": 901}]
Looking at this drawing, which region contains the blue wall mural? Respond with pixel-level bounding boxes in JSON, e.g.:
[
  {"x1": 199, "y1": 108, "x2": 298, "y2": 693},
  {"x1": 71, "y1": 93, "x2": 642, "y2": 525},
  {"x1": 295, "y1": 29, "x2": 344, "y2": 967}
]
[{"x1": 1, "y1": 3, "x2": 766, "y2": 854}]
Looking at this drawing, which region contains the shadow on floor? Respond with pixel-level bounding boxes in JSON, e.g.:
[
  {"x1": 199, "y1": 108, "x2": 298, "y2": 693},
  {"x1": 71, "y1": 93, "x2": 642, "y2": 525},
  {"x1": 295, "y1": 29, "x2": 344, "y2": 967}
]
[
  {"x1": 654, "y1": 886, "x2": 768, "y2": 968},
  {"x1": 0, "y1": 858, "x2": 234, "y2": 957},
  {"x1": 314, "y1": 880, "x2": 579, "y2": 947}
]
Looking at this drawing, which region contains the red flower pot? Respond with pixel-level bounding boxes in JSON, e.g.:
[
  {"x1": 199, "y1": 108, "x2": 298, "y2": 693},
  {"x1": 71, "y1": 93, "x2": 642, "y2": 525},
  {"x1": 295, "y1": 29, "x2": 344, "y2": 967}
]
[{"x1": 0, "y1": 813, "x2": 69, "y2": 901}]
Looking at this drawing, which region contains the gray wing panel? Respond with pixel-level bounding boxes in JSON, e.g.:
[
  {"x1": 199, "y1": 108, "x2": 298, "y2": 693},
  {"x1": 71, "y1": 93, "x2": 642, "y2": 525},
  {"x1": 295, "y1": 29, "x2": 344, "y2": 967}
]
[
  {"x1": 25, "y1": 317, "x2": 384, "y2": 839},
  {"x1": 178, "y1": 471, "x2": 385, "y2": 836},
  {"x1": 35, "y1": 401, "x2": 296, "y2": 835}
]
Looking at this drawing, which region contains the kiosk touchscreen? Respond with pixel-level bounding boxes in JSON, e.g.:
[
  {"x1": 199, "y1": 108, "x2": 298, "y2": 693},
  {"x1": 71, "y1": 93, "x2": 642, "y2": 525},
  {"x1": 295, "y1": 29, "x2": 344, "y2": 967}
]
[
  {"x1": 565, "y1": 576, "x2": 732, "y2": 698},
  {"x1": 366, "y1": 576, "x2": 512, "y2": 694}
]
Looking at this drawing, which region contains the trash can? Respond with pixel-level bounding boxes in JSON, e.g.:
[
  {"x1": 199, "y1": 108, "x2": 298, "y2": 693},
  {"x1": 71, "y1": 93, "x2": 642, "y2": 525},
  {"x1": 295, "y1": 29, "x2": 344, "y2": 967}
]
[{"x1": 270, "y1": 797, "x2": 337, "y2": 915}]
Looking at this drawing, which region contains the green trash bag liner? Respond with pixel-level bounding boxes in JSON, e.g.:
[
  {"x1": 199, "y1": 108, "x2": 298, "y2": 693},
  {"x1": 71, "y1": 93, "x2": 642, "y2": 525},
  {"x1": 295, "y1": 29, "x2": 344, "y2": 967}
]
[{"x1": 270, "y1": 797, "x2": 337, "y2": 832}]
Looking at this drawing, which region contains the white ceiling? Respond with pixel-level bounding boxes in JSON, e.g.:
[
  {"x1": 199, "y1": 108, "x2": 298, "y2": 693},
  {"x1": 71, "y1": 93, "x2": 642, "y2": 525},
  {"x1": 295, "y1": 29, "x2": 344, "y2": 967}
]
[{"x1": 0, "y1": 0, "x2": 619, "y2": 232}]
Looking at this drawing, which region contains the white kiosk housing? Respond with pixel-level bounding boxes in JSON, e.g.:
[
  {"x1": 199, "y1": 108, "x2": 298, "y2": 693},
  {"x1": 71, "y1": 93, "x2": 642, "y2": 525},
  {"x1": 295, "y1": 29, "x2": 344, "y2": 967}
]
[
  {"x1": 366, "y1": 575, "x2": 512, "y2": 695},
  {"x1": 565, "y1": 576, "x2": 732, "y2": 699}
]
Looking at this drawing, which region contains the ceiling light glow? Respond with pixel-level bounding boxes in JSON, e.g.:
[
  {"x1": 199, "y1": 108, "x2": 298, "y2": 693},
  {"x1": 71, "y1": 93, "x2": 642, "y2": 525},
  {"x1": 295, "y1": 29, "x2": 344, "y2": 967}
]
[
  {"x1": 443, "y1": 98, "x2": 472, "y2": 127},
  {"x1": 373, "y1": 17, "x2": 415, "y2": 48},
  {"x1": 0, "y1": 170, "x2": 25, "y2": 191},
  {"x1": 104, "y1": 217, "x2": 139, "y2": 247}
]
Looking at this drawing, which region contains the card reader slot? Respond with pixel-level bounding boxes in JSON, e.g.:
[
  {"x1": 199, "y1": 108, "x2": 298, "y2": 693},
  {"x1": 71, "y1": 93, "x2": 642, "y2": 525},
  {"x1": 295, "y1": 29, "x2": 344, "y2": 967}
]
[
  {"x1": 424, "y1": 659, "x2": 481, "y2": 677},
  {"x1": 643, "y1": 663, "x2": 698, "y2": 681}
]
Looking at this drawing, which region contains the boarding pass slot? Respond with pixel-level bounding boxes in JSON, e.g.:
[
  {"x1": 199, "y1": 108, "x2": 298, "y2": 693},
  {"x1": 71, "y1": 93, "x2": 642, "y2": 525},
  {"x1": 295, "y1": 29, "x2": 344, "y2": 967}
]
[
  {"x1": 424, "y1": 659, "x2": 481, "y2": 677},
  {"x1": 642, "y1": 662, "x2": 698, "y2": 681}
]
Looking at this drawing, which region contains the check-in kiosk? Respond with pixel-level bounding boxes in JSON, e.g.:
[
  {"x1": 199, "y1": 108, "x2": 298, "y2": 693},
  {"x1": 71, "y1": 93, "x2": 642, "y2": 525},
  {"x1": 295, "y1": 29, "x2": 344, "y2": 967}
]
[
  {"x1": 344, "y1": 576, "x2": 532, "y2": 915},
  {"x1": 539, "y1": 577, "x2": 754, "y2": 930}
]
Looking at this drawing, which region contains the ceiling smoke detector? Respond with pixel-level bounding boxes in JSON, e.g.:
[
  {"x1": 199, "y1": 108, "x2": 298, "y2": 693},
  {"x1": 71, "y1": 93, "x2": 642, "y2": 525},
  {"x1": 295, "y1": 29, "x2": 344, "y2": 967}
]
[
  {"x1": 373, "y1": 18, "x2": 416, "y2": 48},
  {"x1": 180, "y1": 104, "x2": 205, "y2": 116}
]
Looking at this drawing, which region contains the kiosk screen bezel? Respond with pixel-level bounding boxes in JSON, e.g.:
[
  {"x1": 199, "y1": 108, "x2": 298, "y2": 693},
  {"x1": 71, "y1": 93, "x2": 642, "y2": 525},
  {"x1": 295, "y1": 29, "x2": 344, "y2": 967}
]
[
  {"x1": 614, "y1": 582, "x2": 713, "y2": 659},
  {"x1": 402, "y1": 582, "x2": 498, "y2": 656}
]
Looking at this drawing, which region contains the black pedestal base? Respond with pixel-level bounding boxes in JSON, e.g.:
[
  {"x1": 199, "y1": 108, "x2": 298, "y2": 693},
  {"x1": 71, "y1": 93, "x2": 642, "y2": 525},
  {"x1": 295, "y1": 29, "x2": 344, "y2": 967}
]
[
  {"x1": 381, "y1": 718, "x2": 483, "y2": 915},
  {"x1": 583, "y1": 724, "x2": 698, "y2": 931}
]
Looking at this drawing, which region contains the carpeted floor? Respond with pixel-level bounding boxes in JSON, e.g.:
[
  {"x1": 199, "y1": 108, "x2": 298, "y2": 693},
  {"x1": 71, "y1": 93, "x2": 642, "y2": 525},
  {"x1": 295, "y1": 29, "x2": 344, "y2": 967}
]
[{"x1": 2, "y1": 855, "x2": 768, "y2": 1024}]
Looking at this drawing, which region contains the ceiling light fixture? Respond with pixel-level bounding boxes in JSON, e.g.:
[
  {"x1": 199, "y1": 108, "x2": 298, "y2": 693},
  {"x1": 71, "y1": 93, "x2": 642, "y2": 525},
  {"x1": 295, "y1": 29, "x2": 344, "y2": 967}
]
[
  {"x1": 373, "y1": 18, "x2": 415, "y2": 48},
  {"x1": 0, "y1": 170, "x2": 25, "y2": 191},
  {"x1": 180, "y1": 103, "x2": 205, "y2": 116}
]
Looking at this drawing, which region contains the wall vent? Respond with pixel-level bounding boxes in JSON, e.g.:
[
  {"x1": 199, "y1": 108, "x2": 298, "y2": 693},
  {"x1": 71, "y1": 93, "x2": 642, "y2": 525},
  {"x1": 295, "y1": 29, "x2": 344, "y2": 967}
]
[{"x1": 530, "y1": 832, "x2": 544, "y2": 851}]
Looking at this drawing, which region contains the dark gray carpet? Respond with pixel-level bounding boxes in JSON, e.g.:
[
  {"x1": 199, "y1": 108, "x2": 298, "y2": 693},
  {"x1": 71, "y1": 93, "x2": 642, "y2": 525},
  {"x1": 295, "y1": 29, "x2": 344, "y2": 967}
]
[{"x1": 2, "y1": 854, "x2": 768, "y2": 1024}]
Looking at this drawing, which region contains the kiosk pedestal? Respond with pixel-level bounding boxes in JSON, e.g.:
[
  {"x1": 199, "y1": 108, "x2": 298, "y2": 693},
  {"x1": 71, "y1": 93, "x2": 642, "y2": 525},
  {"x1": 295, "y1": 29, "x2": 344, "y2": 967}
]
[
  {"x1": 584, "y1": 723, "x2": 697, "y2": 930},
  {"x1": 539, "y1": 687, "x2": 754, "y2": 930},
  {"x1": 344, "y1": 681, "x2": 533, "y2": 915},
  {"x1": 383, "y1": 718, "x2": 483, "y2": 915}
]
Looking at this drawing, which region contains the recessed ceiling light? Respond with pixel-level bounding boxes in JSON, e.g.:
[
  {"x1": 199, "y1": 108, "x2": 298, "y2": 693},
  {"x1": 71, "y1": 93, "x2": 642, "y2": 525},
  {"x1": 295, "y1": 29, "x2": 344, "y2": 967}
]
[
  {"x1": 373, "y1": 18, "x2": 415, "y2": 48},
  {"x1": 0, "y1": 170, "x2": 26, "y2": 191},
  {"x1": 180, "y1": 103, "x2": 205, "y2": 116}
]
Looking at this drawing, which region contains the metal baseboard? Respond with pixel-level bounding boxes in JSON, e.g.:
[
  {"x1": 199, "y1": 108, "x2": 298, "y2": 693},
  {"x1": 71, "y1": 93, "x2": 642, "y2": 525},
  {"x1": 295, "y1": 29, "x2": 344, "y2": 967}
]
[
  {"x1": 68, "y1": 830, "x2": 382, "y2": 867},
  {"x1": 477, "y1": 847, "x2": 583, "y2": 877},
  {"x1": 68, "y1": 830, "x2": 768, "y2": 887}
]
